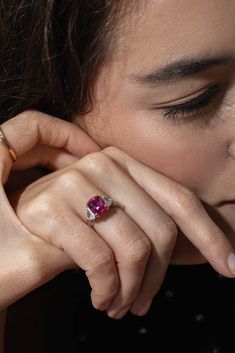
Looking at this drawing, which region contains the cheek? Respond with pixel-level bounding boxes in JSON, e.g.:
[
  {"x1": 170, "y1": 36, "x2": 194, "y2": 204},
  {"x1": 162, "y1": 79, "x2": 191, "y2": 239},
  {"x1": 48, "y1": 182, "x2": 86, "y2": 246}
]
[{"x1": 104, "y1": 112, "x2": 218, "y2": 194}]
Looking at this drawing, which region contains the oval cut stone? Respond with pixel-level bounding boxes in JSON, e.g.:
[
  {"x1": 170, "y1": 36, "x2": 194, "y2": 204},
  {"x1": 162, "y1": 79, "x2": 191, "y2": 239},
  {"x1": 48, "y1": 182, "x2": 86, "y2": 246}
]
[{"x1": 87, "y1": 196, "x2": 107, "y2": 215}]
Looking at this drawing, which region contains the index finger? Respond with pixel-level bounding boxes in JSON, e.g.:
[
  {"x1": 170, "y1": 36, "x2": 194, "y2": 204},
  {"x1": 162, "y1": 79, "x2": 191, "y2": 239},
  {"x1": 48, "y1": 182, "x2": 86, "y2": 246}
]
[
  {"x1": 1, "y1": 110, "x2": 101, "y2": 158},
  {"x1": 103, "y1": 146, "x2": 235, "y2": 278},
  {"x1": 0, "y1": 110, "x2": 101, "y2": 181}
]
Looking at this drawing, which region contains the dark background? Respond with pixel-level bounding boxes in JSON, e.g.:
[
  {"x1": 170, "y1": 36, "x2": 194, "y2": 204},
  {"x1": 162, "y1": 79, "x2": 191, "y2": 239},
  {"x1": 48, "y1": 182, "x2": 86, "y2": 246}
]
[{"x1": 5, "y1": 264, "x2": 235, "y2": 353}]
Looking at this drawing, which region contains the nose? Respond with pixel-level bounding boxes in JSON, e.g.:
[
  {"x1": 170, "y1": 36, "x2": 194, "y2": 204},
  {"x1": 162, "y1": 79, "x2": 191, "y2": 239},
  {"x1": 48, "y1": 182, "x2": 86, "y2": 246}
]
[
  {"x1": 227, "y1": 111, "x2": 235, "y2": 159},
  {"x1": 228, "y1": 141, "x2": 235, "y2": 159}
]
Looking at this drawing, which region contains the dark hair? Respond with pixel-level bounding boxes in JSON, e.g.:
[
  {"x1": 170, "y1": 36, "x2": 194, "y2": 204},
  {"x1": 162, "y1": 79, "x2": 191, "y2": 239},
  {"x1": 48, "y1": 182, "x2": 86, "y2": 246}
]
[{"x1": 0, "y1": 0, "x2": 134, "y2": 123}]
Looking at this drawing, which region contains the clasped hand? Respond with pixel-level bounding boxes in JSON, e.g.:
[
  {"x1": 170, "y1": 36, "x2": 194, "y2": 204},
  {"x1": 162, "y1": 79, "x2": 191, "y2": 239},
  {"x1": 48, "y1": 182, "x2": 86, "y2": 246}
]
[{"x1": 1, "y1": 110, "x2": 234, "y2": 319}]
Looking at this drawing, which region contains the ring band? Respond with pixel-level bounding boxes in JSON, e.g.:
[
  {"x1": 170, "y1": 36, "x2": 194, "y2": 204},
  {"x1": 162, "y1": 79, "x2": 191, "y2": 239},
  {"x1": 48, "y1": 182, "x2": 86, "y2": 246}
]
[
  {"x1": 0, "y1": 126, "x2": 16, "y2": 162},
  {"x1": 86, "y1": 195, "x2": 124, "y2": 228}
]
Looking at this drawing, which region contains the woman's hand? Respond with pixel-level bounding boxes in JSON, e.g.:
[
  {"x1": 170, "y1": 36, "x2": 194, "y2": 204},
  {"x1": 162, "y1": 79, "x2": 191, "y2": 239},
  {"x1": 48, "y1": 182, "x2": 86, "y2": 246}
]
[
  {"x1": 0, "y1": 110, "x2": 101, "y2": 309},
  {"x1": 11, "y1": 145, "x2": 235, "y2": 319}
]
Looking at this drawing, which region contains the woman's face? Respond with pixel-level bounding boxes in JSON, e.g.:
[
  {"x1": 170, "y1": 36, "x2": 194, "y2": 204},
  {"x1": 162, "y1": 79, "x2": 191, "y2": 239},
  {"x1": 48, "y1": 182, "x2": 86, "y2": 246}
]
[{"x1": 74, "y1": 0, "x2": 235, "y2": 241}]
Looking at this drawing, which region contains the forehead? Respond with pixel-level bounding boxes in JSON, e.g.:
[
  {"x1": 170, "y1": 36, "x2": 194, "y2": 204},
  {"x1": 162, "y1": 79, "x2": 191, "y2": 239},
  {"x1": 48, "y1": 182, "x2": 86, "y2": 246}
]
[{"x1": 116, "y1": 0, "x2": 235, "y2": 70}]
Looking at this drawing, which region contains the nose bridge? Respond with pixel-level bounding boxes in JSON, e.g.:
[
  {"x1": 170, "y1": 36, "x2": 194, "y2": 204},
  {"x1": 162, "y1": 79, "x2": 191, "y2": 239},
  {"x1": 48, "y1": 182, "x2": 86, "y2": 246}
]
[{"x1": 223, "y1": 87, "x2": 235, "y2": 158}]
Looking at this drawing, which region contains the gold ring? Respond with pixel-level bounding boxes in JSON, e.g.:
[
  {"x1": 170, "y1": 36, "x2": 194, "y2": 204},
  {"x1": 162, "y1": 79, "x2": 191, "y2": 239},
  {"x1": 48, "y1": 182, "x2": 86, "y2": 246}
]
[{"x1": 0, "y1": 126, "x2": 17, "y2": 162}]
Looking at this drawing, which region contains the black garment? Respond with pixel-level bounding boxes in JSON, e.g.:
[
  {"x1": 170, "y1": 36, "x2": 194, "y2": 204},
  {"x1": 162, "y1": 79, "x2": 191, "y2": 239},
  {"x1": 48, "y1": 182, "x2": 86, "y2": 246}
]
[{"x1": 5, "y1": 264, "x2": 235, "y2": 353}]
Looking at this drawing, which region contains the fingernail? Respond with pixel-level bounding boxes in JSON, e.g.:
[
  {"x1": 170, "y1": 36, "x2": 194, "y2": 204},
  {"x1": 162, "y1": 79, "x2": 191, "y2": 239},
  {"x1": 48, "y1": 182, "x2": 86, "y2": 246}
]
[
  {"x1": 227, "y1": 253, "x2": 235, "y2": 275},
  {"x1": 131, "y1": 300, "x2": 152, "y2": 316}
]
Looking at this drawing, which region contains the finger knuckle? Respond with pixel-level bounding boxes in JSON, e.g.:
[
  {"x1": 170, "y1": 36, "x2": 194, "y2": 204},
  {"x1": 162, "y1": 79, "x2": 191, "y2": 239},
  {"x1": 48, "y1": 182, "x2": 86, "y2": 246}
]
[
  {"x1": 17, "y1": 192, "x2": 53, "y2": 222},
  {"x1": 200, "y1": 227, "x2": 225, "y2": 253},
  {"x1": 106, "y1": 277, "x2": 119, "y2": 298},
  {"x1": 87, "y1": 249, "x2": 119, "y2": 298},
  {"x1": 173, "y1": 184, "x2": 200, "y2": 214},
  {"x1": 125, "y1": 236, "x2": 151, "y2": 263},
  {"x1": 91, "y1": 249, "x2": 115, "y2": 270},
  {"x1": 160, "y1": 219, "x2": 178, "y2": 239},
  {"x1": 79, "y1": 151, "x2": 116, "y2": 175},
  {"x1": 102, "y1": 146, "x2": 127, "y2": 165},
  {"x1": 5, "y1": 110, "x2": 39, "y2": 135},
  {"x1": 17, "y1": 109, "x2": 45, "y2": 126},
  {"x1": 17, "y1": 109, "x2": 37, "y2": 121},
  {"x1": 96, "y1": 275, "x2": 119, "y2": 299},
  {"x1": 55, "y1": 169, "x2": 87, "y2": 191},
  {"x1": 33, "y1": 193, "x2": 56, "y2": 218},
  {"x1": 102, "y1": 145, "x2": 120, "y2": 156}
]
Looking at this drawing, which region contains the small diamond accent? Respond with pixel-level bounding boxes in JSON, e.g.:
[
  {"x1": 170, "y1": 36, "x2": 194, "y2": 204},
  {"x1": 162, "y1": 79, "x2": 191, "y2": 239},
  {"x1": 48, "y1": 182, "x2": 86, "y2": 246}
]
[
  {"x1": 86, "y1": 208, "x2": 96, "y2": 221},
  {"x1": 103, "y1": 197, "x2": 113, "y2": 207}
]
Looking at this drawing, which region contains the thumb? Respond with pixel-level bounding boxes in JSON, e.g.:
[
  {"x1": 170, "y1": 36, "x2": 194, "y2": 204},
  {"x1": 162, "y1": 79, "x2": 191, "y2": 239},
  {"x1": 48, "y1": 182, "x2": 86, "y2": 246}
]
[{"x1": 0, "y1": 110, "x2": 101, "y2": 182}]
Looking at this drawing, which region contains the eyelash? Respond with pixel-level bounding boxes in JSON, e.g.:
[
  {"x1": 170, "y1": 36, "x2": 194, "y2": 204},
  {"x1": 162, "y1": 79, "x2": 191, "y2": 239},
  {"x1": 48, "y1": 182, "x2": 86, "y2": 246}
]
[{"x1": 162, "y1": 84, "x2": 222, "y2": 121}]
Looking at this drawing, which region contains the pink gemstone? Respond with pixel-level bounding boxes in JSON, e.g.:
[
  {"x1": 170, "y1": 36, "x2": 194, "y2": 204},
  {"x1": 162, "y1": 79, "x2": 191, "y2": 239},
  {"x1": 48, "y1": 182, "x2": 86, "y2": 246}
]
[{"x1": 87, "y1": 196, "x2": 107, "y2": 215}]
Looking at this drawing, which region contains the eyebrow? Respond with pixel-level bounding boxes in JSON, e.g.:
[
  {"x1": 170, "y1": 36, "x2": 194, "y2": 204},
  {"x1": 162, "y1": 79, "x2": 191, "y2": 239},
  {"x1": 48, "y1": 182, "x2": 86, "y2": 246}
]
[{"x1": 132, "y1": 54, "x2": 235, "y2": 86}]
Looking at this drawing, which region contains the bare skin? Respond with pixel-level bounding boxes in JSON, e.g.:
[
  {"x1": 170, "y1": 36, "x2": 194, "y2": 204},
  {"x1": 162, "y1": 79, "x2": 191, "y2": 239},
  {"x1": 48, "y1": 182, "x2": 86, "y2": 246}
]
[
  {"x1": 75, "y1": 0, "x2": 235, "y2": 260},
  {"x1": 0, "y1": 111, "x2": 100, "y2": 329},
  {"x1": 4, "y1": 0, "x2": 235, "y2": 321}
]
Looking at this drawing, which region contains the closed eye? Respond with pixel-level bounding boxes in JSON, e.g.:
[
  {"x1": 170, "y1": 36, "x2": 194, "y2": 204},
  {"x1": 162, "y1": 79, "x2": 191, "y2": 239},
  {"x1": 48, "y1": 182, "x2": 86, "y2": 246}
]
[{"x1": 161, "y1": 83, "x2": 222, "y2": 120}]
